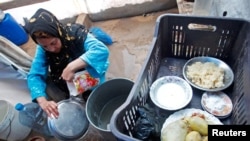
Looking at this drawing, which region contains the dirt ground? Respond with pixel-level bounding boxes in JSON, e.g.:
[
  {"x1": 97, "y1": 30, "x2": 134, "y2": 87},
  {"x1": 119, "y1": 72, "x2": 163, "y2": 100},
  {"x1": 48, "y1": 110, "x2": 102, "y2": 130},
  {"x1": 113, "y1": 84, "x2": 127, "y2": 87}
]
[{"x1": 16, "y1": 8, "x2": 179, "y2": 141}]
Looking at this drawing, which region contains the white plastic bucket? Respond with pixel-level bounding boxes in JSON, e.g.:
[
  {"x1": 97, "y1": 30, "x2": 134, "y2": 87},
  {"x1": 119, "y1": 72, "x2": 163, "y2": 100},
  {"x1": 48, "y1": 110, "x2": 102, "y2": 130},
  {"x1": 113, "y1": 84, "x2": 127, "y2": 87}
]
[{"x1": 0, "y1": 100, "x2": 31, "y2": 141}]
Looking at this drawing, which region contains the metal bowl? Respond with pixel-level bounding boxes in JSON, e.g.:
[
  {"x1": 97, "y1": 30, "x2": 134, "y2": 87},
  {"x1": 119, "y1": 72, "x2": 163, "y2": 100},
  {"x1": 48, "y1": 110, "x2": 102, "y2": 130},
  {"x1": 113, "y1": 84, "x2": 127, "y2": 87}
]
[
  {"x1": 48, "y1": 98, "x2": 89, "y2": 141},
  {"x1": 150, "y1": 76, "x2": 193, "y2": 111},
  {"x1": 183, "y1": 56, "x2": 234, "y2": 92}
]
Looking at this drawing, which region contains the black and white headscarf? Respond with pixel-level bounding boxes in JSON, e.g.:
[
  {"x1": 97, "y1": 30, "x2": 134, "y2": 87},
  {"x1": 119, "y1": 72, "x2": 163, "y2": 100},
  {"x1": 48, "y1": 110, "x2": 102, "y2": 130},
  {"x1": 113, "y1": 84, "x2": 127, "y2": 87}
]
[{"x1": 27, "y1": 8, "x2": 88, "y2": 93}]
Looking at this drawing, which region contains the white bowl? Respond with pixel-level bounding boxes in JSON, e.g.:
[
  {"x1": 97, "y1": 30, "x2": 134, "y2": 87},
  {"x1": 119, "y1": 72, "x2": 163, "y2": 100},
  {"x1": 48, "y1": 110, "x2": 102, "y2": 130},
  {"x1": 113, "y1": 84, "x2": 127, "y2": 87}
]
[
  {"x1": 183, "y1": 56, "x2": 234, "y2": 92},
  {"x1": 150, "y1": 76, "x2": 193, "y2": 111}
]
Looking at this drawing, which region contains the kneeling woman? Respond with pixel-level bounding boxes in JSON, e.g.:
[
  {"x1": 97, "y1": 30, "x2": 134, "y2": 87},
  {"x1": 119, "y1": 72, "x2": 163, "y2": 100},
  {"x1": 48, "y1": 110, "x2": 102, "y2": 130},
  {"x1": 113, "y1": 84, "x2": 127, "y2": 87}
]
[{"x1": 26, "y1": 8, "x2": 110, "y2": 118}]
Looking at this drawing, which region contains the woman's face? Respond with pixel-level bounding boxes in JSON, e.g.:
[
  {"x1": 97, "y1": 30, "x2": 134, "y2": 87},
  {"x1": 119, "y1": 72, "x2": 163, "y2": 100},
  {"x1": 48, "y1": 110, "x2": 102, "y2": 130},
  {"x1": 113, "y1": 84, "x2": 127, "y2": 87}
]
[{"x1": 36, "y1": 37, "x2": 62, "y2": 53}]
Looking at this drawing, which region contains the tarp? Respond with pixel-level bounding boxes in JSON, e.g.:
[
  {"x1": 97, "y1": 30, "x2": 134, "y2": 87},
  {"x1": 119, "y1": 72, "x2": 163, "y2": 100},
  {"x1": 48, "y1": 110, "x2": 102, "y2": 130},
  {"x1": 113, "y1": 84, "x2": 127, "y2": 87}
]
[{"x1": 0, "y1": 36, "x2": 32, "y2": 105}]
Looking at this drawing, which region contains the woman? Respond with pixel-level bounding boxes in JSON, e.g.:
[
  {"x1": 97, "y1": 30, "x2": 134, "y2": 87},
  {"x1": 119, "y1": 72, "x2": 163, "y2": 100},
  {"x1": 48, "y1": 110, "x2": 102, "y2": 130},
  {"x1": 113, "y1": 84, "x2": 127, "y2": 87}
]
[{"x1": 26, "y1": 8, "x2": 109, "y2": 118}]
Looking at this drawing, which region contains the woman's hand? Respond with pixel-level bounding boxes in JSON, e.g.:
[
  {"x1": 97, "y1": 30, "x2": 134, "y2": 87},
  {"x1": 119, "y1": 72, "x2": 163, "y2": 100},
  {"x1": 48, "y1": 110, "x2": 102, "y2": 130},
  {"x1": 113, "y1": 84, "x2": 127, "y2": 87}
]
[
  {"x1": 61, "y1": 58, "x2": 87, "y2": 82},
  {"x1": 37, "y1": 97, "x2": 59, "y2": 118},
  {"x1": 61, "y1": 64, "x2": 75, "y2": 82}
]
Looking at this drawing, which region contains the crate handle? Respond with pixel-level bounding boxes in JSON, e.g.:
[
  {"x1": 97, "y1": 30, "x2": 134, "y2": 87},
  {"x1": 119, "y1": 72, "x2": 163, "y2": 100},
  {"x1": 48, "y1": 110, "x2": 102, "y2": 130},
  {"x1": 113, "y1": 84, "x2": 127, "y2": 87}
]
[{"x1": 188, "y1": 23, "x2": 216, "y2": 32}]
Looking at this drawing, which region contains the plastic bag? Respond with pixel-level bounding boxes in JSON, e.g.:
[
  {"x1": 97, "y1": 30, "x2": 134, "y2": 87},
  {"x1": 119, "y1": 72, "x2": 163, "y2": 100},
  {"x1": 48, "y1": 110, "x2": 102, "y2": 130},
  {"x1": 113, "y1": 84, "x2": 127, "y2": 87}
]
[
  {"x1": 89, "y1": 26, "x2": 113, "y2": 45},
  {"x1": 67, "y1": 70, "x2": 100, "y2": 96},
  {"x1": 133, "y1": 105, "x2": 161, "y2": 141}
]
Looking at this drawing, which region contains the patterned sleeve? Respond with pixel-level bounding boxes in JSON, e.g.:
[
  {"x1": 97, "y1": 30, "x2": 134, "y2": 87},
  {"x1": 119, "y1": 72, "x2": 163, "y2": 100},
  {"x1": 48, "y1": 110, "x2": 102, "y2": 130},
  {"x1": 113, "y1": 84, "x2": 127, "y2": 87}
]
[{"x1": 27, "y1": 46, "x2": 49, "y2": 101}]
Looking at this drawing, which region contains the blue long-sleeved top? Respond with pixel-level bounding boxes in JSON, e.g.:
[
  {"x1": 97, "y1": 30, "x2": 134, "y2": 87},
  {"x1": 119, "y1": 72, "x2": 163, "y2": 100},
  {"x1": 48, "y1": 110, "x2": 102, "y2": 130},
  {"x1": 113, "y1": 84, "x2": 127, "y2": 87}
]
[{"x1": 27, "y1": 33, "x2": 109, "y2": 101}]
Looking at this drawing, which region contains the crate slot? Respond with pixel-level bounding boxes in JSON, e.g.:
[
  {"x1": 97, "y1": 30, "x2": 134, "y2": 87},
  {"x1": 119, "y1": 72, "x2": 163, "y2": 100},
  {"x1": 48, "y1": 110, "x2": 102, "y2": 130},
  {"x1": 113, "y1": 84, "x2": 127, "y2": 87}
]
[
  {"x1": 216, "y1": 29, "x2": 231, "y2": 57},
  {"x1": 188, "y1": 23, "x2": 216, "y2": 32}
]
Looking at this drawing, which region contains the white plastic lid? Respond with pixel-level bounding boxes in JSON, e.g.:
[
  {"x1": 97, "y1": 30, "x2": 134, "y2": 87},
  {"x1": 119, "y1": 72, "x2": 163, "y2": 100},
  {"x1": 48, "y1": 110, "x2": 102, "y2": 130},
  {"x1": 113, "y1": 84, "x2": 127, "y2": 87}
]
[{"x1": 201, "y1": 91, "x2": 233, "y2": 119}]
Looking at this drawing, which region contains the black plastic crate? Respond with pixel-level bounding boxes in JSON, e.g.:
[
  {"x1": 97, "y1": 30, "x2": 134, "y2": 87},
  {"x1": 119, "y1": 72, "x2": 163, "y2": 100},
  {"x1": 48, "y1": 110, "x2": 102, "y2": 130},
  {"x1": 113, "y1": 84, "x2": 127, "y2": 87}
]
[{"x1": 110, "y1": 14, "x2": 250, "y2": 141}]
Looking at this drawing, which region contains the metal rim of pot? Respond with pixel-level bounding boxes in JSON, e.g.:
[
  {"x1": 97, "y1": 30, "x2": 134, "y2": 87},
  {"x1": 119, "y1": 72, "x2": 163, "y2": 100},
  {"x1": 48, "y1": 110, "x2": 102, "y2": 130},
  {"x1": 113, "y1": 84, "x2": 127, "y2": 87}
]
[{"x1": 47, "y1": 98, "x2": 89, "y2": 141}]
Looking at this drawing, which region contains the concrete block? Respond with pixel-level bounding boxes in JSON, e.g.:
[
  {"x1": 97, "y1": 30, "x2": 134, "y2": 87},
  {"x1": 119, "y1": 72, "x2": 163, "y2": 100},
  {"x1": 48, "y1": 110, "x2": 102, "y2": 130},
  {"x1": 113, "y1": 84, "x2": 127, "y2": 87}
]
[{"x1": 75, "y1": 13, "x2": 92, "y2": 29}]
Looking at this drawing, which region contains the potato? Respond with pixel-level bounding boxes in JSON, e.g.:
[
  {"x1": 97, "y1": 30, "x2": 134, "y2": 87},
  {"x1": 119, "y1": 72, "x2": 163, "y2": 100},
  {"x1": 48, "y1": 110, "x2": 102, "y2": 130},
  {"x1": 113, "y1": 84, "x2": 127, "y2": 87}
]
[
  {"x1": 187, "y1": 116, "x2": 208, "y2": 136},
  {"x1": 161, "y1": 120, "x2": 189, "y2": 141},
  {"x1": 202, "y1": 136, "x2": 208, "y2": 141},
  {"x1": 185, "y1": 131, "x2": 202, "y2": 141}
]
